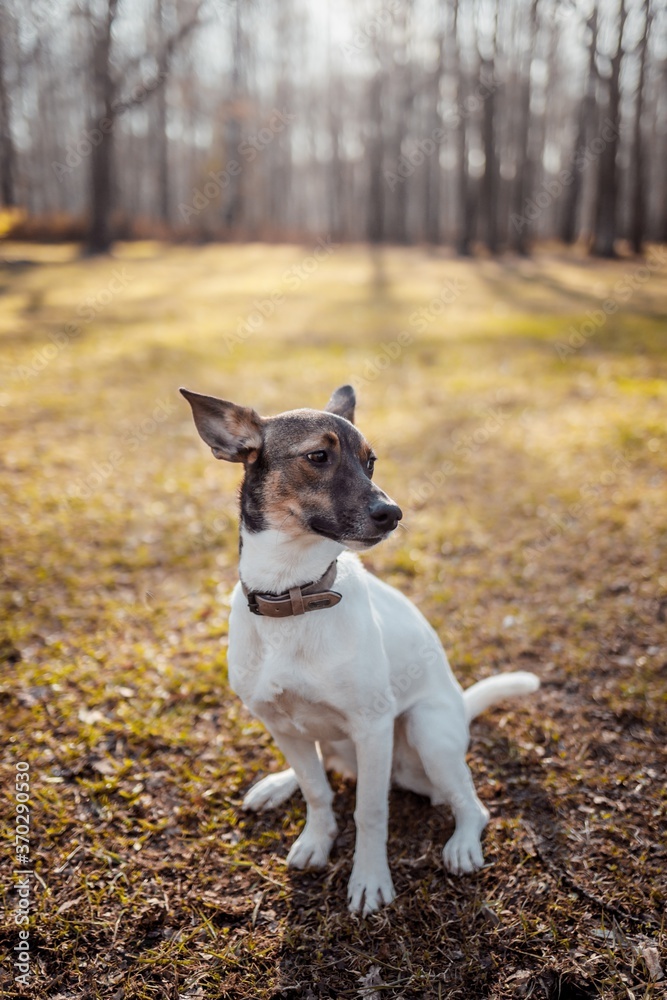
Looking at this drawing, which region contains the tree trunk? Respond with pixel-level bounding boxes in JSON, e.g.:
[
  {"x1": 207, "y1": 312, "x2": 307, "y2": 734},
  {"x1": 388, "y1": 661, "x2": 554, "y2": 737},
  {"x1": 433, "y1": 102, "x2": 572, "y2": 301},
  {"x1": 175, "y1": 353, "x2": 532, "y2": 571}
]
[
  {"x1": 561, "y1": 7, "x2": 598, "y2": 244},
  {"x1": 0, "y1": 12, "x2": 16, "y2": 207},
  {"x1": 509, "y1": 0, "x2": 539, "y2": 255},
  {"x1": 386, "y1": 3, "x2": 412, "y2": 245},
  {"x1": 424, "y1": 25, "x2": 445, "y2": 244},
  {"x1": 155, "y1": 0, "x2": 170, "y2": 225},
  {"x1": 223, "y1": 1, "x2": 244, "y2": 232},
  {"x1": 591, "y1": 0, "x2": 626, "y2": 258},
  {"x1": 453, "y1": 0, "x2": 473, "y2": 255},
  {"x1": 328, "y1": 73, "x2": 344, "y2": 241},
  {"x1": 391, "y1": 72, "x2": 413, "y2": 244},
  {"x1": 479, "y1": 0, "x2": 500, "y2": 254},
  {"x1": 367, "y1": 64, "x2": 384, "y2": 244},
  {"x1": 631, "y1": 0, "x2": 650, "y2": 255},
  {"x1": 87, "y1": 0, "x2": 119, "y2": 255}
]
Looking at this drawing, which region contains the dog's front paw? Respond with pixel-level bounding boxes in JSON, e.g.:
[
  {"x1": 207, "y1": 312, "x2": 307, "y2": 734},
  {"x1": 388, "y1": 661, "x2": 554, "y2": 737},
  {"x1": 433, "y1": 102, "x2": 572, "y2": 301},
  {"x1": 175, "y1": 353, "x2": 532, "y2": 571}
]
[
  {"x1": 287, "y1": 821, "x2": 337, "y2": 870},
  {"x1": 243, "y1": 769, "x2": 299, "y2": 812},
  {"x1": 442, "y1": 829, "x2": 485, "y2": 875},
  {"x1": 347, "y1": 865, "x2": 395, "y2": 916}
]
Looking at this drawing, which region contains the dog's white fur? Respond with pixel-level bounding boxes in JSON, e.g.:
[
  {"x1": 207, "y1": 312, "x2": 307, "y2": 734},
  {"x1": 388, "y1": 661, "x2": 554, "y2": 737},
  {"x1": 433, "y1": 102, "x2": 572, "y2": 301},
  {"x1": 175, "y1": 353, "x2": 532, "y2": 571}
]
[{"x1": 228, "y1": 525, "x2": 539, "y2": 915}]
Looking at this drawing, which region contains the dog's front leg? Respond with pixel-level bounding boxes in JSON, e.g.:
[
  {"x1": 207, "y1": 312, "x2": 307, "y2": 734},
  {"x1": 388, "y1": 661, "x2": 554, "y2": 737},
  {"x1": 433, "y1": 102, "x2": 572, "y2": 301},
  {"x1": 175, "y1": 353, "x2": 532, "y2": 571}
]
[
  {"x1": 348, "y1": 721, "x2": 395, "y2": 916},
  {"x1": 269, "y1": 733, "x2": 338, "y2": 870}
]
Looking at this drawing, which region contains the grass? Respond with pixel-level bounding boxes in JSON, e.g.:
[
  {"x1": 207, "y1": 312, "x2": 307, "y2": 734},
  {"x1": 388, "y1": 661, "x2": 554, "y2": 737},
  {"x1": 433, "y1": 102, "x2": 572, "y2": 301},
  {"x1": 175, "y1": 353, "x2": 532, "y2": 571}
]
[{"x1": 0, "y1": 240, "x2": 666, "y2": 999}]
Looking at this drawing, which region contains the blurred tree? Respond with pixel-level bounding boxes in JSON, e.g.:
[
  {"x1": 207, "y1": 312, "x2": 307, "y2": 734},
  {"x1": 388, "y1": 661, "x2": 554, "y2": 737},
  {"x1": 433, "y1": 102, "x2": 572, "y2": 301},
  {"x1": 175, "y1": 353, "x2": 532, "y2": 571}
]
[
  {"x1": 478, "y1": 0, "x2": 500, "y2": 253},
  {"x1": 422, "y1": 6, "x2": 446, "y2": 244},
  {"x1": 0, "y1": 3, "x2": 16, "y2": 206},
  {"x1": 509, "y1": 0, "x2": 540, "y2": 255},
  {"x1": 452, "y1": 0, "x2": 474, "y2": 255},
  {"x1": 366, "y1": 43, "x2": 385, "y2": 244},
  {"x1": 155, "y1": 0, "x2": 170, "y2": 225},
  {"x1": 591, "y1": 0, "x2": 626, "y2": 258},
  {"x1": 86, "y1": 0, "x2": 205, "y2": 253},
  {"x1": 87, "y1": 0, "x2": 119, "y2": 255},
  {"x1": 631, "y1": 0, "x2": 651, "y2": 255},
  {"x1": 222, "y1": 0, "x2": 245, "y2": 231},
  {"x1": 561, "y1": 4, "x2": 598, "y2": 245},
  {"x1": 0, "y1": 0, "x2": 663, "y2": 254}
]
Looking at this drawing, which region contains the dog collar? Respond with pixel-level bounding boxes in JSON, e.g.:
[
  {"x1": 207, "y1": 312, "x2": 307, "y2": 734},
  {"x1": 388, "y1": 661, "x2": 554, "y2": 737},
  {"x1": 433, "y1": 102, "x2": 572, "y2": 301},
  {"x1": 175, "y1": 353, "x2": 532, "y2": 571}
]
[{"x1": 241, "y1": 560, "x2": 342, "y2": 618}]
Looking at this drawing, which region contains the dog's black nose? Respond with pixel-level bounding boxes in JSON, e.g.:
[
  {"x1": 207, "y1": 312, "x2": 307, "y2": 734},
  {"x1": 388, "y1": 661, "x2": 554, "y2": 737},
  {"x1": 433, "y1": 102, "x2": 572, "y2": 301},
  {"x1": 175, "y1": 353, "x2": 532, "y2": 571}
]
[{"x1": 369, "y1": 500, "x2": 403, "y2": 532}]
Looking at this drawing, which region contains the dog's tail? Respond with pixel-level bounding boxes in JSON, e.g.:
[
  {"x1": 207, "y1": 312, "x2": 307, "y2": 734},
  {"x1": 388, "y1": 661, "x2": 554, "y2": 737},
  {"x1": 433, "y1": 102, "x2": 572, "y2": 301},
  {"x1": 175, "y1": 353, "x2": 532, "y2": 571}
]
[{"x1": 464, "y1": 671, "x2": 540, "y2": 723}]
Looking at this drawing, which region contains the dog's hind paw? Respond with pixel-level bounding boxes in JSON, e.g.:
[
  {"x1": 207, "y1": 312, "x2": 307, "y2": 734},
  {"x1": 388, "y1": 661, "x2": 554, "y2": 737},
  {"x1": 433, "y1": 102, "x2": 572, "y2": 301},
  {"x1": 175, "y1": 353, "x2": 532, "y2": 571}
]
[
  {"x1": 243, "y1": 769, "x2": 300, "y2": 811},
  {"x1": 442, "y1": 830, "x2": 485, "y2": 875}
]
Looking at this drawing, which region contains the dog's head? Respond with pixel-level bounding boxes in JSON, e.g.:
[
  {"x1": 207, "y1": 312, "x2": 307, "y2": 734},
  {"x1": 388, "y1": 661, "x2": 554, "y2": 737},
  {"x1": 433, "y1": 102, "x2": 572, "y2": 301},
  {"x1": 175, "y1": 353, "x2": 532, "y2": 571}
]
[{"x1": 180, "y1": 385, "x2": 402, "y2": 550}]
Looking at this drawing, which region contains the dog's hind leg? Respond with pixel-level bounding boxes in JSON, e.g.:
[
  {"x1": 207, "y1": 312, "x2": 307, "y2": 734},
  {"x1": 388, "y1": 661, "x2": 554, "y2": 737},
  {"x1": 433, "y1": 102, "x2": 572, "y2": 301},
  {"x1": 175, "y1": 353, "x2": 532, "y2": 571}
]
[
  {"x1": 243, "y1": 768, "x2": 300, "y2": 811},
  {"x1": 404, "y1": 701, "x2": 489, "y2": 875}
]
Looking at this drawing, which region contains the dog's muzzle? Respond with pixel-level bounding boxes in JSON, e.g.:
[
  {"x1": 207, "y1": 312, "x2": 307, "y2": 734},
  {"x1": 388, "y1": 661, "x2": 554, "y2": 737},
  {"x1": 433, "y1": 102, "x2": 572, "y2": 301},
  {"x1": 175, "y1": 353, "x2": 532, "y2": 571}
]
[{"x1": 241, "y1": 560, "x2": 342, "y2": 618}]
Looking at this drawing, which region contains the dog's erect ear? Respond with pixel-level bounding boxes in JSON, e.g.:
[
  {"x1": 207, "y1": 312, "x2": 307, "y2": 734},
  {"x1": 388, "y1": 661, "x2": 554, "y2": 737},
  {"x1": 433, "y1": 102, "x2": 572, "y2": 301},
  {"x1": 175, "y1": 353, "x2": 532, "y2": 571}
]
[
  {"x1": 324, "y1": 384, "x2": 355, "y2": 424},
  {"x1": 179, "y1": 388, "x2": 263, "y2": 463}
]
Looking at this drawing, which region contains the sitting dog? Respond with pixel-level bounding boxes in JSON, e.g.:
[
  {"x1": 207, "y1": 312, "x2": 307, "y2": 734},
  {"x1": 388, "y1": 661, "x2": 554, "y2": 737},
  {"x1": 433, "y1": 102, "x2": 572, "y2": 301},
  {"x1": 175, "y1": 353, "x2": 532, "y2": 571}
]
[{"x1": 180, "y1": 384, "x2": 539, "y2": 915}]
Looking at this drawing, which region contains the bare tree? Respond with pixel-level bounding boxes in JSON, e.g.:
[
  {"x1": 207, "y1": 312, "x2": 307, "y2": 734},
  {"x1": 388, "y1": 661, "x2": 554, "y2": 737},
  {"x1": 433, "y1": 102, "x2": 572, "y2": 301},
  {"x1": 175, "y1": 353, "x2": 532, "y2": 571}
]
[
  {"x1": 155, "y1": 0, "x2": 170, "y2": 225},
  {"x1": 453, "y1": 0, "x2": 474, "y2": 255},
  {"x1": 86, "y1": 0, "x2": 205, "y2": 253},
  {"x1": 631, "y1": 0, "x2": 651, "y2": 255},
  {"x1": 509, "y1": 0, "x2": 540, "y2": 254},
  {"x1": 478, "y1": 0, "x2": 500, "y2": 253},
  {"x1": 366, "y1": 50, "x2": 385, "y2": 244},
  {"x1": 86, "y1": 0, "x2": 118, "y2": 254},
  {"x1": 0, "y1": 3, "x2": 17, "y2": 206},
  {"x1": 423, "y1": 6, "x2": 446, "y2": 244},
  {"x1": 591, "y1": 0, "x2": 627, "y2": 258},
  {"x1": 0, "y1": 0, "x2": 662, "y2": 252},
  {"x1": 561, "y1": 4, "x2": 598, "y2": 245},
  {"x1": 222, "y1": 0, "x2": 245, "y2": 232}
]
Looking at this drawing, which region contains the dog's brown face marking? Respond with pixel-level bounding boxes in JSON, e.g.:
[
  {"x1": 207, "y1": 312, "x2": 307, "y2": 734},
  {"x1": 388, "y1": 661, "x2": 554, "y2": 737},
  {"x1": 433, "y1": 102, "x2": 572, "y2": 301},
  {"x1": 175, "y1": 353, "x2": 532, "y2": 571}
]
[{"x1": 180, "y1": 385, "x2": 402, "y2": 546}]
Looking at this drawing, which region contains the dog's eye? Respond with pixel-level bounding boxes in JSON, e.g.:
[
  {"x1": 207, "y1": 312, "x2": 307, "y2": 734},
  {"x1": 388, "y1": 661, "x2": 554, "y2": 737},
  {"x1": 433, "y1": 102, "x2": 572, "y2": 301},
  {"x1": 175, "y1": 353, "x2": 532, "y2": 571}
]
[
  {"x1": 367, "y1": 455, "x2": 376, "y2": 477},
  {"x1": 307, "y1": 450, "x2": 328, "y2": 465}
]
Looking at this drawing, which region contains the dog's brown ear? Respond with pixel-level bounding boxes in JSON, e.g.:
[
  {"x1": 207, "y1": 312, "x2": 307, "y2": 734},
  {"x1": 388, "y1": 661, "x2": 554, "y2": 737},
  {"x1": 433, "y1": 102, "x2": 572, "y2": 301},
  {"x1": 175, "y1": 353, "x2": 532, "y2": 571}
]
[
  {"x1": 180, "y1": 388, "x2": 263, "y2": 463},
  {"x1": 324, "y1": 384, "x2": 355, "y2": 424}
]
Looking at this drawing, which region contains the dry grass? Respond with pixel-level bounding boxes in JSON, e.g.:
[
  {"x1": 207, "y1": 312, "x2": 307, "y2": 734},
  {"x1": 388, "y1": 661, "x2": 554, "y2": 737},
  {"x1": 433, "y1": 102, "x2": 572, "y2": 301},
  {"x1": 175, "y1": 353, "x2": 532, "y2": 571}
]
[{"x1": 0, "y1": 240, "x2": 666, "y2": 999}]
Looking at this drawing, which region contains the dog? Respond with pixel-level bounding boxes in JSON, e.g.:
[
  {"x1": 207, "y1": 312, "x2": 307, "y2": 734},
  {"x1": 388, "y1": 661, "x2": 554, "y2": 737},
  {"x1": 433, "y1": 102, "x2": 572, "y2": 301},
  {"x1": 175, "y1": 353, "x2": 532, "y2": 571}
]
[{"x1": 180, "y1": 384, "x2": 539, "y2": 915}]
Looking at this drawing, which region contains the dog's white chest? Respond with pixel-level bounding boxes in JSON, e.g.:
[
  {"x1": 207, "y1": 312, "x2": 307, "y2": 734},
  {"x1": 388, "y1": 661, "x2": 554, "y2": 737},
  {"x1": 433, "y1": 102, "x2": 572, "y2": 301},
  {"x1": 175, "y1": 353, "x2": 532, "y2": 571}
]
[
  {"x1": 251, "y1": 688, "x2": 349, "y2": 741},
  {"x1": 228, "y1": 599, "x2": 355, "y2": 741}
]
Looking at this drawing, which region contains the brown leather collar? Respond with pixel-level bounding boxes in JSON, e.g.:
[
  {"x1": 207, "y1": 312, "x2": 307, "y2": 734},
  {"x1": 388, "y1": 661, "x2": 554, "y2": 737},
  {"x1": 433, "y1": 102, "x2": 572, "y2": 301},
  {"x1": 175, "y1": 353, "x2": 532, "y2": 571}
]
[{"x1": 242, "y1": 560, "x2": 341, "y2": 618}]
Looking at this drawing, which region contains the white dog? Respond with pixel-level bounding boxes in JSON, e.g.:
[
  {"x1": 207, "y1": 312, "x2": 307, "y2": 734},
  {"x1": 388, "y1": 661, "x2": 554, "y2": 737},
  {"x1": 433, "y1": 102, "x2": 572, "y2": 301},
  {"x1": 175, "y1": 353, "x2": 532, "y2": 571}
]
[{"x1": 181, "y1": 384, "x2": 539, "y2": 915}]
